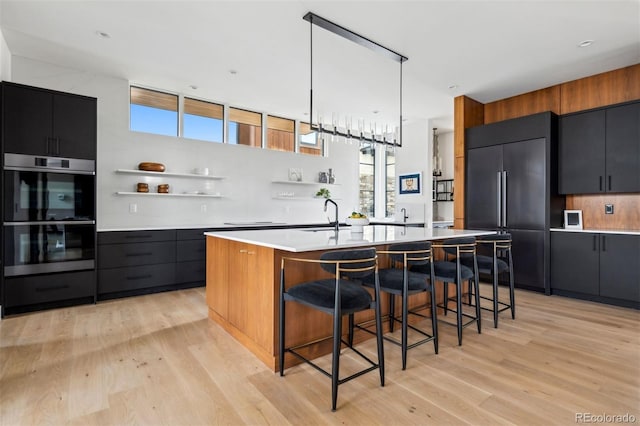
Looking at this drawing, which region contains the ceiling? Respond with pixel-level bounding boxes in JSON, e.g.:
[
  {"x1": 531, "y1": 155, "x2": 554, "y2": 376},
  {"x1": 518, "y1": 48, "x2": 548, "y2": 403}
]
[{"x1": 1, "y1": 0, "x2": 639, "y2": 131}]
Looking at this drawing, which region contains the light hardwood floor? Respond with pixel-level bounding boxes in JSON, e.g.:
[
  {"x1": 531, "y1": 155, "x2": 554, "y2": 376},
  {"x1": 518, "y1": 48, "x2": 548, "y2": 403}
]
[{"x1": 1, "y1": 285, "x2": 638, "y2": 425}]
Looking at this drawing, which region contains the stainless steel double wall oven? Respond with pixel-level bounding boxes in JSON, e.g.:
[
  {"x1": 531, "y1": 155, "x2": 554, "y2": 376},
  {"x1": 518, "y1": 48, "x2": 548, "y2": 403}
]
[{"x1": 3, "y1": 153, "x2": 96, "y2": 277}]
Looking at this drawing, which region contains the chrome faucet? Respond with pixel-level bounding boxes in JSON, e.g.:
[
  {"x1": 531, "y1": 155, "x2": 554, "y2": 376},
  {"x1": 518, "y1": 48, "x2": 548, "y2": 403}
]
[
  {"x1": 401, "y1": 207, "x2": 408, "y2": 223},
  {"x1": 324, "y1": 198, "x2": 339, "y2": 233}
]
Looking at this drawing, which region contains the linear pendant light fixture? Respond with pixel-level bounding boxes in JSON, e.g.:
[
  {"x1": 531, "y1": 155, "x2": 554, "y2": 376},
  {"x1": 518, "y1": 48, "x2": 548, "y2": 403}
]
[{"x1": 303, "y1": 12, "x2": 408, "y2": 147}]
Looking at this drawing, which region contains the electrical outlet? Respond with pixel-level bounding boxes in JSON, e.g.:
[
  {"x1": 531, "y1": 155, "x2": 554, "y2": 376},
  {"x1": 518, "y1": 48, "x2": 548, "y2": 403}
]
[
  {"x1": 605, "y1": 204, "x2": 614, "y2": 214},
  {"x1": 200, "y1": 204, "x2": 207, "y2": 213},
  {"x1": 129, "y1": 203, "x2": 137, "y2": 213}
]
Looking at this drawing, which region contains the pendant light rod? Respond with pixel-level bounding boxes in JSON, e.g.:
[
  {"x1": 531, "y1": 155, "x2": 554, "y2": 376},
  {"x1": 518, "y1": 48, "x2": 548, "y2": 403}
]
[{"x1": 303, "y1": 12, "x2": 408, "y2": 63}]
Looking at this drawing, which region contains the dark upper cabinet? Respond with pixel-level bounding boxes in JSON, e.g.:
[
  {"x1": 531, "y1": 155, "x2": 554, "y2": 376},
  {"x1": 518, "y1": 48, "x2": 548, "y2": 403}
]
[
  {"x1": 559, "y1": 101, "x2": 639, "y2": 194},
  {"x1": 605, "y1": 103, "x2": 640, "y2": 193},
  {"x1": 2, "y1": 83, "x2": 96, "y2": 159}
]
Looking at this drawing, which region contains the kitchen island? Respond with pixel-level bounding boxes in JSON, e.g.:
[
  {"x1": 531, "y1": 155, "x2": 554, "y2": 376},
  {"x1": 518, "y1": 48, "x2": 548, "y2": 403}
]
[{"x1": 205, "y1": 225, "x2": 494, "y2": 370}]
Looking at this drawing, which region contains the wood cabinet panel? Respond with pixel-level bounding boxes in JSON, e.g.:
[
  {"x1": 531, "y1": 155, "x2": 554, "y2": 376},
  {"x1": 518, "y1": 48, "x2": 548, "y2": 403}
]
[
  {"x1": 566, "y1": 194, "x2": 640, "y2": 230},
  {"x1": 560, "y1": 64, "x2": 640, "y2": 114},
  {"x1": 207, "y1": 236, "x2": 229, "y2": 319},
  {"x1": 484, "y1": 86, "x2": 560, "y2": 124}
]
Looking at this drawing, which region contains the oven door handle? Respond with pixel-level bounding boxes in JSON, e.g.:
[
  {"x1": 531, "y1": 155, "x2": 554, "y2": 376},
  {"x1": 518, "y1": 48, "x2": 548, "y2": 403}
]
[
  {"x1": 3, "y1": 165, "x2": 95, "y2": 175},
  {"x1": 4, "y1": 220, "x2": 95, "y2": 226}
]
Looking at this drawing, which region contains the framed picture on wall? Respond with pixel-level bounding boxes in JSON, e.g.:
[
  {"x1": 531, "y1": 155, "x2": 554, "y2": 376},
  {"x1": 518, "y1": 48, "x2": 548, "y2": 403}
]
[{"x1": 399, "y1": 172, "x2": 421, "y2": 195}]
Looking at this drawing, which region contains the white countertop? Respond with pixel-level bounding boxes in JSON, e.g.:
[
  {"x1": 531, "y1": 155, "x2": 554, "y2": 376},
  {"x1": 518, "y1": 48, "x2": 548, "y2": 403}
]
[
  {"x1": 551, "y1": 228, "x2": 640, "y2": 236},
  {"x1": 204, "y1": 225, "x2": 495, "y2": 252}
]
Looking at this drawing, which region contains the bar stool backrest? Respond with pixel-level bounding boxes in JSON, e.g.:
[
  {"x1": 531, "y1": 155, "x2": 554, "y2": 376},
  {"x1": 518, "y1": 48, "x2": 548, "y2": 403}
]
[
  {"x1": 320, "y1": 248, "x2": 377, "y2": 279},
  {"x1": 439, "y1": 237, "x2": 476, "y2": 258},
  {"x1": 386, "y1": 242, "x2": 433, "y2": 267},
  {"x1": 477, "y1": 233, "x2": 512, "y2": 257}
]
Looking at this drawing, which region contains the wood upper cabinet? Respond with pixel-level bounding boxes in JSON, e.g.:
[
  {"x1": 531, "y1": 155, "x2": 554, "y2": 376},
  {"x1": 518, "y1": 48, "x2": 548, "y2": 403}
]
[
  {"x1": 2, "y1": 82, "x2": 96, "y2": 159},
  {"x1": 559, "y1": 101, "x2": 639, "y2": 194}
]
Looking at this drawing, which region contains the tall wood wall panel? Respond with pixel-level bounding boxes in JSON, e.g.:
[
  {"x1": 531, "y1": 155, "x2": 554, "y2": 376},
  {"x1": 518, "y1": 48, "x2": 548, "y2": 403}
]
[
  {"x1": 484, "y1": 86, "x2": 561, "y2": 124},
  {"x1": 566, "y1": 194, "x2": 640, "y2": 230},
  {"x1": 453, "y1": 96, "x2": 484, "y2": 229},
  {"x1": 454, "y1": 64, "x2": 640, "y2": 230},
  {"x1": 559, "y1": 64, "x2": 640, "y2": 114}
]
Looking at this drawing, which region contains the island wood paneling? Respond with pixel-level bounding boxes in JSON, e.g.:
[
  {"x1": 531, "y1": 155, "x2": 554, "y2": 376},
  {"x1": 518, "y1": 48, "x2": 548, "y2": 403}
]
[
  {"x1": 206, "y1": 236, "x2": 437, "y2": 371},
  {"x1": 453, "y1": 96, "x2": 484, "y2": 229},
  {"x1": 484, "y1": 86, "x2": 561, "y2": 124},
  {"x1": 560, "y1": 64, "x2": 640, "y2": 114},
  {"x1": 565, "y1": 194, "x2": 640, "y2": 230}
]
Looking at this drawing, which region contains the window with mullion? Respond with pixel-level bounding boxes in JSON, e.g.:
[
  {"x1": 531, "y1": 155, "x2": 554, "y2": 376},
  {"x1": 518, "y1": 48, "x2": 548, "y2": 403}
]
[{"x1": 130, "y1": 86, "x2": 178, "y2": 137}]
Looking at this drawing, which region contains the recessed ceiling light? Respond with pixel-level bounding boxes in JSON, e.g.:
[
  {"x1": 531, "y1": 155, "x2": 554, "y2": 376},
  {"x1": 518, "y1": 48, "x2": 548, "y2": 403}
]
[
  {"x1": 303, "y1": 112, "x2": 309, "y2": 116},
  {"x1": 578, "y1": 40, "x2": 594, "y2": 48},
  {"x1": 372, "y1": 110, "x2": 379, "y2": 114},
  {"x1": 189, "y1": 85, "x2": 198, "y2": 90},
  {"x1": 229, "y1": 70, "x2": 238, "y2": 75},
  {"x1": 95, "y1": 30, "x2": 111, "y2": 39},
  {"x1": 448, "y1": 84, "x2": 458, "y2": 90}
]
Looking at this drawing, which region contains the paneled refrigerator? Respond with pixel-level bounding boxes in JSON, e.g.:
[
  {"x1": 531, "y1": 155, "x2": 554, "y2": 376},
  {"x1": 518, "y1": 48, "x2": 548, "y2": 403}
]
[{"x1": 465, "y1": 112, "x2": 564, "y2": 293}]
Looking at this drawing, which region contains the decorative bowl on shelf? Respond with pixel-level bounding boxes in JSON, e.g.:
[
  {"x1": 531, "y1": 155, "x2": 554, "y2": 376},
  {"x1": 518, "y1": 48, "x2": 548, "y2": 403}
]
[
  {"x1": 138, "y1": 162, "x2": 165, "y2": 172},
  {"x1": 346, "y1": 217, "x2": 369, "y2": 233}
]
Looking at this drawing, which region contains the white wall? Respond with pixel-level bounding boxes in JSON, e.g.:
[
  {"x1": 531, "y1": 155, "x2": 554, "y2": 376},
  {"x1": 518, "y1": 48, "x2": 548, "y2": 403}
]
[
  {"x1": 0, "y1": 29, "x2": 11, "y2": 81},
  {"x1": 11, "y1": 56, "x2": 360, "y2": 230},
  {"x1": 394, "y1": 119, "x2": 431, "y2": 226}
]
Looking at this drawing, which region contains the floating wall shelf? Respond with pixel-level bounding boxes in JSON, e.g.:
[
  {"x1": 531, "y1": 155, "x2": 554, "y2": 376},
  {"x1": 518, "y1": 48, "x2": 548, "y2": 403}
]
[
  {"x1": 116, "y1": 169, "x2": 225, "y2": 180},
  {"x1": 115, "y1": 192, "x2": 223, "y2": 198},
  {"x1": 271, "y1": 180, "x2": 340, "y2": 186}
]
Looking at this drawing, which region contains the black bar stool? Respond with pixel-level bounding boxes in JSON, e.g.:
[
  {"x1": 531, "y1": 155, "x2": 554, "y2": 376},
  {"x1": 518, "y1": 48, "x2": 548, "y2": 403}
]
[
  {"x1": 416, "y1": 237, "x2": 481, "y2": 345},
  {"x1": 463, "y1": 233, "x2": 515, "y2": 328},
  {"x1": 279, "y1": 248, "x2": 384, "y2": 412},
  {"x1": 359, "y1": 242, "x2": 438, "y2": 370}
]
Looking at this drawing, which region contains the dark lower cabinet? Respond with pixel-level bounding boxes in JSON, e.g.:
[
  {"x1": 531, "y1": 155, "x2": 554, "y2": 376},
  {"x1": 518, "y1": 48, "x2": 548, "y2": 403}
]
[
  {"x1": 551, "y1": 231, "x2": 639, "y2": 307},
  {"x1": 3, "y1": 270, "x2": 96, "y2": 314},
  {"x1": 97, "y1": 229, "x2": 208, "y2": 300},
  {"x1": 599, "y1": 234, "x2": 640, "y2": 302},
  {"x1": 175, "y1": 229, "x2": 208, "y2": 285},
  {"x1": 550, "y1": 232, "x2": 600, "y2": 295}
]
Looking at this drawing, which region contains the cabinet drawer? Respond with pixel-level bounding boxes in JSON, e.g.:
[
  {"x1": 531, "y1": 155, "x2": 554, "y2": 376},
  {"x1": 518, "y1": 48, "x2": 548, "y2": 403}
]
[
  {"x1": 98, "y1": 263, "x2": 175, "y2": 294},
  {"x1": 177, "y1": 228, "x2": 211, "y2": 240},
  {"x1": 176, "y1": 239, "x2": 206, "y2": 262},
  {"x1": 99, "y1": 241, "x2": 175, "y2": 269},
  {"x1": 4, "y1": 270, "x2": 95, "y2": 308},
  {"x1": 98, "y1": 230, "x2": 176, "y2": 245},
  {"x1": 175, "y1": 260, "x2": 205, "y2": 284}
]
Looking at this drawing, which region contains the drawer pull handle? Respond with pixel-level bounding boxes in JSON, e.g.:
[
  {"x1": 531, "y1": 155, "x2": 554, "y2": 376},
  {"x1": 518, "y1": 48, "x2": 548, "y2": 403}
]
[
  {"x1": 125, "y1": 235, "x2": 153, "y2": 239},
  {"x1": 36, "y1": 285, "x2": 69, "y2": 292},
  {"x1": 126, "y1": 274, "x2": 153, "y2": 280},
  {"x1": 126, "y1": 252, "x2": 153, "y2": 257}
]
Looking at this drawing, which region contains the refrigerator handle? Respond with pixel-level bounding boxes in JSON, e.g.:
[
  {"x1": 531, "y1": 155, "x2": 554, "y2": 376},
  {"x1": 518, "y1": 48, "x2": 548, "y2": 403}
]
[
  {"x1": 496, "y1": 171, "x2": 502, "y2": 228},
  {"x1": 502, "y1": 171, "x2": 508, "y2": 228}
]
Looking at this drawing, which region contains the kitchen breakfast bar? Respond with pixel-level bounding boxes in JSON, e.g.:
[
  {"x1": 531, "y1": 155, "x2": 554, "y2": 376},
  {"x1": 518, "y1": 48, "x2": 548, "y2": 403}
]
[{"x1": 205, "y1": 225, "x2": 494, "y2": 370}]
